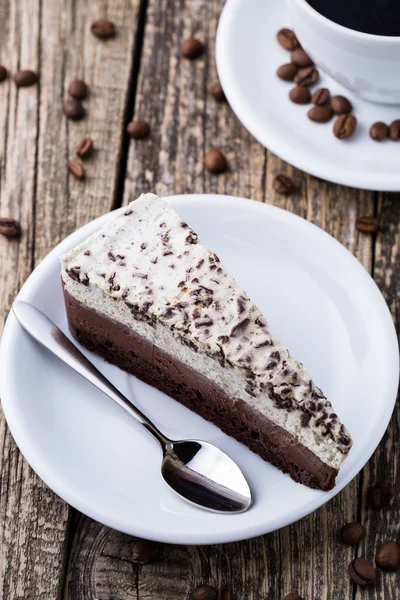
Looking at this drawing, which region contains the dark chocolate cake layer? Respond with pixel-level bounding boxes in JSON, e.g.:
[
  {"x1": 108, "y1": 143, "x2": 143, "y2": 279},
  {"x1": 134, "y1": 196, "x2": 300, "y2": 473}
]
[{"x1": 64, "y1": 289, "x2": 338, "y2": 491}]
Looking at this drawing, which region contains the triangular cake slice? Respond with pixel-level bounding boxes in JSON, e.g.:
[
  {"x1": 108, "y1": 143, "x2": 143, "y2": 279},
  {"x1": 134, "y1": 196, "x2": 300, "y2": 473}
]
[{"x1": 61, "y1": 193, "x2": 352, "y2": 490}]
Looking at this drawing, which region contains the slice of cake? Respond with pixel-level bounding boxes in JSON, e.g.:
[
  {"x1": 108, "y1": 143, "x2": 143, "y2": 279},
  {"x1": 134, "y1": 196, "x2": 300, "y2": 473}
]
[{"x1": 61, "y1": 193, "x2": 352, "y2": 490}]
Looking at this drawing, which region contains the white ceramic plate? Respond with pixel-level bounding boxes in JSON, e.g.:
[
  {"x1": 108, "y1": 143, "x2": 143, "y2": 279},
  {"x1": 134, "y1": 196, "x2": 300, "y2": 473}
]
[
  {"x1": 0, "y1": 195, "x2": 398, "y2": 544},
  {"x1": 216, "y1": 0, "x2": 400, "y2": 191}
]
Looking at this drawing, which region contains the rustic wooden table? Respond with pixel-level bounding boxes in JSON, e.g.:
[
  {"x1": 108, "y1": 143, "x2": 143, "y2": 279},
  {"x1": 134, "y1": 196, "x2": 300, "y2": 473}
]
[{"x1": 0, "y1": 1, "x2": 399, "y2": 599}]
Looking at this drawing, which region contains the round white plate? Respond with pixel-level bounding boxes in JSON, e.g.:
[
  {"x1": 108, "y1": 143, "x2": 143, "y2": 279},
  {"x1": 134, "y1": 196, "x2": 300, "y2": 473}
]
[
  {"x1": 216, "y1": 0, "x2": 400, "y2": 191},
  {"x1": 0, "y1": 195, "x2": 398, "y2": 544}
]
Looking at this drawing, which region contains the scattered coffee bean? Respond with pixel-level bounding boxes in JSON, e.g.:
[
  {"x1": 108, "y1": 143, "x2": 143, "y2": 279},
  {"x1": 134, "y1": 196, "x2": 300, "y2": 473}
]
[
  {"x1": 389, "y1": 119, "x2": 400, "y2": 141},
  {"x1": 76, "y1": 137, "x2": 93, "y2": 157},
  {"x1": 126, "y1": 119, "x2": 150, "y2": 139},
  {"x1": 218, "y1": 585, "x2": 231, "y2": 600},
  {"x1": 289, "y1": 86, "x2": 311, "y2": 104},
  {"x1": 14, "y1": 70, "x2": 38, "y2": 87},
  {"x1": 370, "y1": 121, "x2": 388, "y2": 141},
  {"x1": 333, "y1": 114, "x2": 357, "y2": 139},
  {"x1": 91, "y1": 19, "x2": 115, "y2": 39},
  {"x1": 311, "y1": 87, "x2": 330, "y2": 105},
  {"x1": 348, "y1": 558, "x2": 376, "y2": 587},
  {"x1": 273, "y1": 174, "x2": 293, "y2": 194},
  {"x1": 0, "y1": 65, "x2": 8, "y2": 82},
  {"x1": 0, "y1": 217, "x2": 21, "y2": 238},
  {"x1": 277, "y1": 63, "x2": 299, "y2": 81},
  {"x1": 282, "y1": 595, "x2": 303, "y2": 600},
  {"x1": 356, "y1": 216, "x2": 379, "y2": 233},
  {"x1": 368, "y1": 482, "x2": 394, "y2": 508},
  {"x1": 294, "y1": 66, "x2": 319, "y2": 87},
  {"x1": 330, "y1": 95, "x2": 352, "y2": 115},
  {"x1": 191, "y1": 585, "x2": 218, "y2": 600},
  {"x1": 204, "y1": 149, "x2": 228, "y2": 174},
  {"x1": 64, "y1": 98, "x2": 85, "y2": 120},
  {"x1": 307, "y1": 105, "x2": 332, "y2": 123},
  {"x1": 375, "y1": 541, "x2": 400, "y2": 571},
  {"x1": 208, "y1": 82, "x2": 226, "y2": 102},
  {"x1": 68, "y1": 79, "x2": 88, "y2": 100},
  {"x1": 180, "y1": 37, "x2": 203, "y2": 59},
  {"x1": 277, "y1": 28, "x2": 299, "y2": 51},
  {"x1": 68, "y1": 160, "x2": 84, "y2": 179},
  {"x1": 291, "y1": 48, "x2": 313, "y2": 67},
  {"x1": 132, "y1": 538, "x2": 161, "y2": 563},
  {"x1": 340, "y1": 522, "x2": 366, "y2": 545}
]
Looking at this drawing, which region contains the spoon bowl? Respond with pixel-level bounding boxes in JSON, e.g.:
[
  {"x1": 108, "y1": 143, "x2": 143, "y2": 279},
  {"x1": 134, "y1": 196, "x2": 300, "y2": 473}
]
[{"x1": 162, "y1": 440, "x2": 252, "y2": 513}]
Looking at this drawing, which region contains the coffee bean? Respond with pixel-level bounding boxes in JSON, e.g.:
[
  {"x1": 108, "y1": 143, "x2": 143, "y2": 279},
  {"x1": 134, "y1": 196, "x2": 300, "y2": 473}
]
[
  {"x1": 68, "y1": 160, "x2": 84, "y2": 179},
  {"x1": 277, "y1": 63, "x2": 299, "y2": 81},
  {"x1": 68, "y1": 79, "x2": 88, "y2": 100},
  {"x1": 307, "y1": 105, "x2": 332, "y2": 123},
  {"x1": 294, "y1": 66, "x2": 319, "y2": 87},
  {"x1": 132, "y1": 538, "x2": 162, "y2": 563},
  {"x1": 14, "y1": 70, "x2": 38, "y2": 87},
  {"x1": 375, "y1": 541, "x2": 400, "y2": 571},
  {"x1": 330, "y1": 95, "x2": 352, "y2": 115},
  {"x1": 76, "y1": 137, "x2": 93, "y2": 158},
  {"x1": 349, "y1": 557, "x2": 376, "y2": 587},
  {"x1": 368, "y1": 482, "x2": 394, "y2": 508},
  {"x1": 191, "y1": 585, "x2": 218, "y2": 600},
  {"x1": 218, "y1": 585, "x2": 231, "y2": 600},
  {"x1": 0, "y1": 217, "x2": 21, "y2": 238},
  {"x1": 289, "y1": 86, "x2": 311, "y2": 104},
  {"x1": 340, "y1": 522, "x2": 366, "y2": 545},
  {"x1": 126, "y1": 119, "x2": 150, "y2": 139},
  {"x1": 277, "y1": 28, "x2": 299, "y2": 51},
  {"x1": 389, "y1": 119, "x2": 400, "y2": 141},
  {"x1": 311, "y1": 87, "x2": 330, "y2": 105},
  {"x1": 64, "y1": 98, "x2": 85, "y2": 120},
  {"x1": 204, "y1": 149, "x2": 228, "y2": 174},
  {"x1": 180, "y1": 37, "x2": 203, "y2": 59},
  {"x1": 283, "y1": 595, "x2": 303, "y2": 600},
  {"x1": 370, "y1": 121, "x2": 388, "y2": 141},
  {"x1": 208, "y1": 82, "x2": 226, "y2": 102},
  {"x1": 291, "y1": 48, "x2": 313, "y2": 67},
  {"x1": 356, "y1": 216, "x2": 379, "y2": 234},
  {"x1": 333, "y1": 114, "x2": 357, "y2": 139},
  {"x1": 0, "y1": 65, "x2": 8, "y2": 82},
  {"x1": 91, "y1": 19, "x2": 115, "y2": 39},
  {"x1": 273, "y1": 174, "x2": 293, "y2": 194}
]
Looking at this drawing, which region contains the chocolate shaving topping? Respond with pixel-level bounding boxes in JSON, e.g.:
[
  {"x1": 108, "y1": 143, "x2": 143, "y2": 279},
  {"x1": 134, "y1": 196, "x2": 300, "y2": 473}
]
[
  {"x1": 151, "y1": 257, "x2": 158, "y2": 264},
  {"x1": 230, "y1": 318, "x2": 250, "y2": 337},
  {"x1": 84, "y1": 250, "x2": 91, "y2": 256},
  {"x1": 108, "y1": 251, "x2": 116, "y2": 262},
  {"x1": 196, "y1": 259, "x2": 204, "y2": 269},
  {"x1": 237, "y1": 296, "x2": 246, "y2": 314},
  {"x1": 180, "y1": 222, "x2": 188, "y2": 228},
  {"x1": 140, "y1": 243, "x2": 147, "y2": 250},
  {"x1": 255, "y1": 315, "x2": 267, "y2": 326},
  {"x1": 132, "y1": 272, "x2": 148, "y2": 279},
  {"x1": 124, "y1": 209, "x2": 133, "y2": 216},
  {"x1": 195, "y1": 317, "x2": 213, "y2": 328}
]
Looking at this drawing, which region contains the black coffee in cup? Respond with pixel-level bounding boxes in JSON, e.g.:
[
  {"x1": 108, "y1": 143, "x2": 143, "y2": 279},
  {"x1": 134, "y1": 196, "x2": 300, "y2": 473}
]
[{"x1": 307, "y1": 0, "x2": 400, "y2": 36}]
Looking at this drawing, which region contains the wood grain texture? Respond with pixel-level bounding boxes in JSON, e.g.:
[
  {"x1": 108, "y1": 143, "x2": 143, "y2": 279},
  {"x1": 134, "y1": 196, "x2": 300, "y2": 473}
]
[
  {"x1": 355, "y1": 192, "x2": 400, "y2": 600},
  {"x1": 0, "y1": 1, "x2": 141, "y2": 599}
]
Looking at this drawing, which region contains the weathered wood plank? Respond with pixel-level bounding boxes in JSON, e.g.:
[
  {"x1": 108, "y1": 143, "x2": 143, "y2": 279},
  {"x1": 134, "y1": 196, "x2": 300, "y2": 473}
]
[
  {"x1": 355, "y1": 193, "x2": 400, "y2": 600},
  {"x1": 0, "y1": 1, "x2": 141, "y2": 598}
]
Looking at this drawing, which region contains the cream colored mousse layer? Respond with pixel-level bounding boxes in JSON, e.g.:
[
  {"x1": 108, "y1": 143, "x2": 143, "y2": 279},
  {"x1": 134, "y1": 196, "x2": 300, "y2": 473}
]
[{"x1": 61, "y1": 193, "x2": 352, "y2": 470}]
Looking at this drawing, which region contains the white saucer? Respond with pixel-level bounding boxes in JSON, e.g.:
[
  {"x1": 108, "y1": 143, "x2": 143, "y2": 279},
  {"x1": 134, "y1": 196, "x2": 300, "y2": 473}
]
[
  {"x1": 216, "y1": 0, "x2": 400, "y2": 191},
  {"x1": 0, "y1": 195, "x2": 398, "y2": 544}
]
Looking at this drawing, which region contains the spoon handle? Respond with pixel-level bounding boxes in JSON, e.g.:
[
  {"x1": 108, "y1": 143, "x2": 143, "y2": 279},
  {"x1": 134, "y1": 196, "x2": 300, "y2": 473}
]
[{"x1": 12, "y1": 301, "x2": 168, "y2": 447}]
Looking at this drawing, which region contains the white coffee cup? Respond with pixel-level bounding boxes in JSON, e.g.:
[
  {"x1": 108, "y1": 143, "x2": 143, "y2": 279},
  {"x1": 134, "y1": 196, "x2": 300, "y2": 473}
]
[{"x1": 285, "y1": 0, "x2": 400, "y2": 105}]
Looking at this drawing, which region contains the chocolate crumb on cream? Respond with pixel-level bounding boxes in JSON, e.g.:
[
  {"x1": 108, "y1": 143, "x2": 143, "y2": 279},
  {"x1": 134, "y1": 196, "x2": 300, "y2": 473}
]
[{"x1": 61, "y1": 193, "x2": 352, "y2": 490}]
